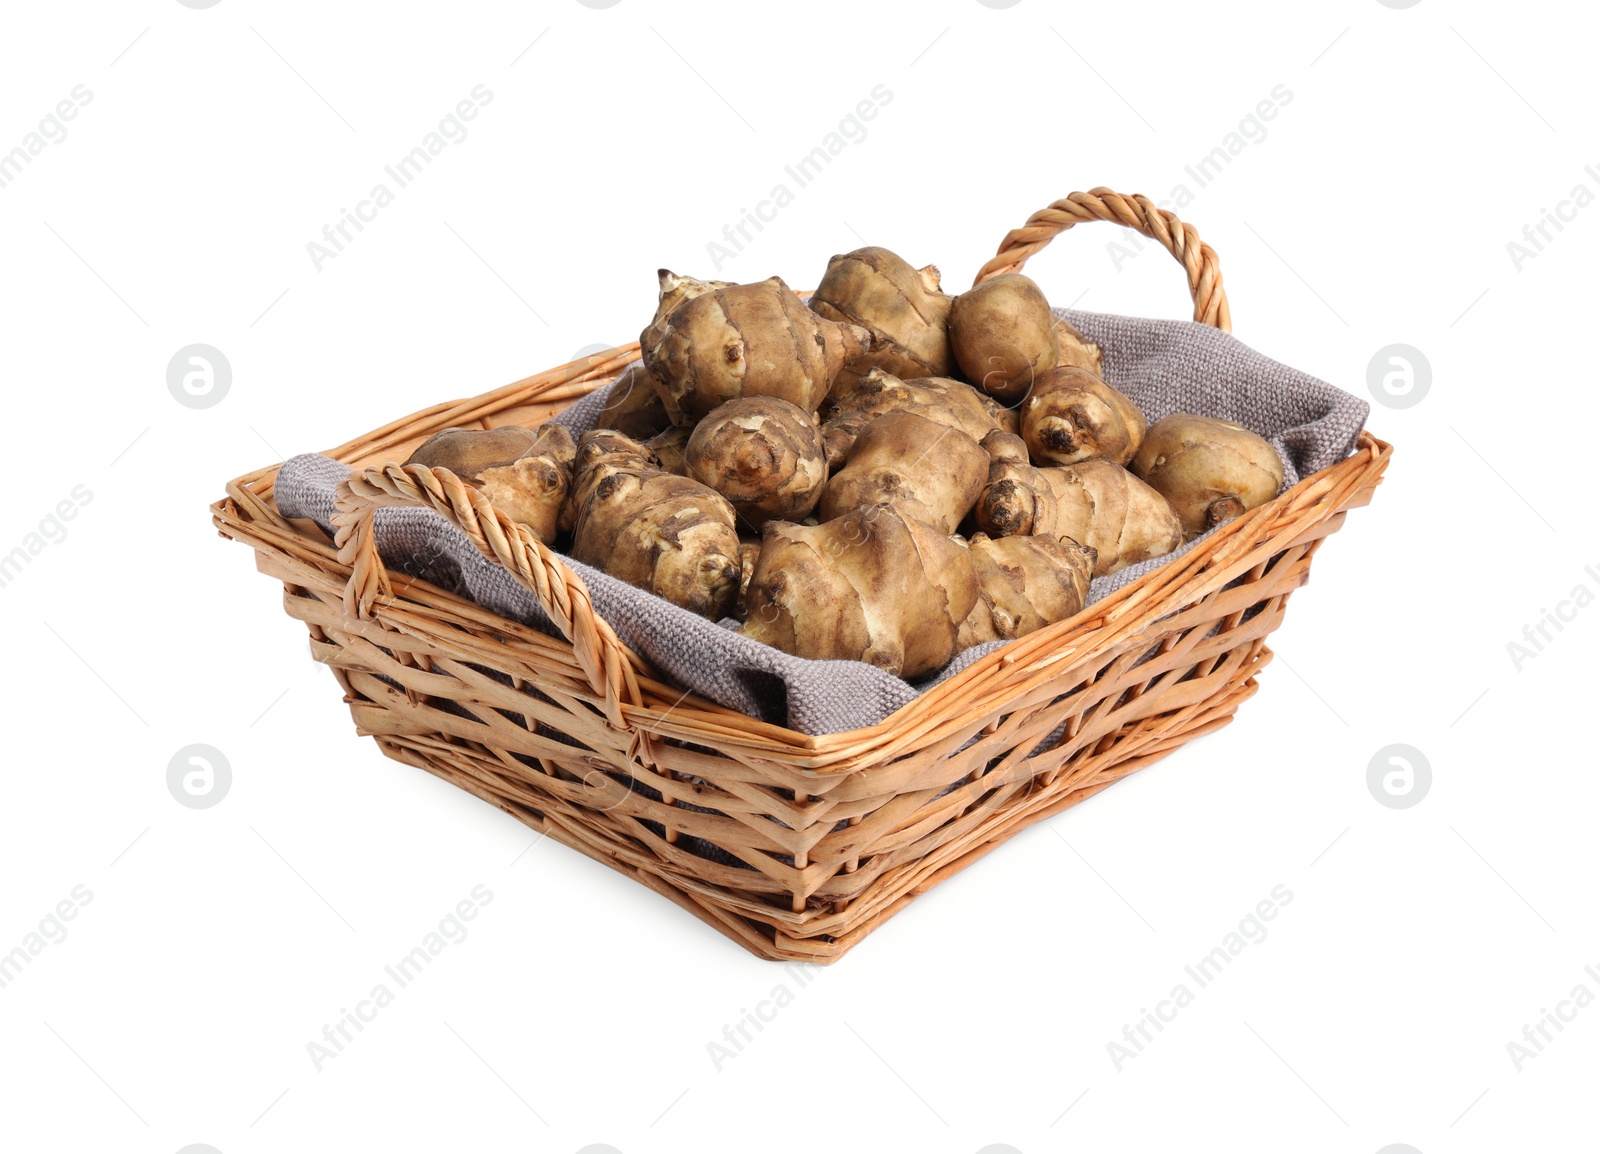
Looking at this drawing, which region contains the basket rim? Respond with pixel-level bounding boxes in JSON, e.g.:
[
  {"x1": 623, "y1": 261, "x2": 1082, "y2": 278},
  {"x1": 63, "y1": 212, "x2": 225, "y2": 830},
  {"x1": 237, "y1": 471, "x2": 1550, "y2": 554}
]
[{"x1": 213, "y1": 342, "x2": 1392, "y2": 763}]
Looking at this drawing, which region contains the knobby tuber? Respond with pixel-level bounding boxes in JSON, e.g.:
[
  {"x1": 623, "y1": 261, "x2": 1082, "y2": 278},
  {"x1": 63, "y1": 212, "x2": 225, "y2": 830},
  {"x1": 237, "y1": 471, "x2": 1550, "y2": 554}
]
[
  {"x1": 820, "y1": 409, "x2": 989, "y2": 534},
  {"x1": 596, "y1": 362, "x2": 672, "y2": 440},
  {"x1": 1053, "y1": 318, "x2": 1104, "y2": 375},
  {"x1": 643, "y1": 426, "x2": 693, "y2": 476},
  {"x1": 957, "y1": 532, "x2": 1097, "y2": 649},
  {"x1": 405, "y1": 423, "x2": 577, "y2": 544},
  {"x1": 1133, "y1": 413, "x2": 1284, "y2": 538},
  {"x1": 808, "y1": 246, "x2": 953, "y2": 392},
  {"x1": 948, "y1": 273, "x2": 1058, "y2": 402},
  {"x1": 1022, "y1": 366, "x2": 1146, "y2": 467},
  {"x1": 644, "y1": 276, "x2": 872, "y2": 423},
  {"x1": 819, "y1": 369, "x2": 1014, "y2": 470},
  {"x1": 975, "y1": 437, "x2": 1182, "y2": 577},
  {"x1": 565, "y1": 429, "x2": 743, "y2": 619},
  {"x1": 739, "y1": 503, "x2": 979, "y2": 678},
  {"x1": 685, "y1": 397, "x2": 827, "y2": 530}
]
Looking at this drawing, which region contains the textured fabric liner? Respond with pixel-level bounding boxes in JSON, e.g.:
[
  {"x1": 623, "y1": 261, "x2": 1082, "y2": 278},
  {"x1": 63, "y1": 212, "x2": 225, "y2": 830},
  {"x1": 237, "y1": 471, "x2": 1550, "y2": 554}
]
[{"x1": 275, "y1": 308, "x2": 1369, "y2": 735}]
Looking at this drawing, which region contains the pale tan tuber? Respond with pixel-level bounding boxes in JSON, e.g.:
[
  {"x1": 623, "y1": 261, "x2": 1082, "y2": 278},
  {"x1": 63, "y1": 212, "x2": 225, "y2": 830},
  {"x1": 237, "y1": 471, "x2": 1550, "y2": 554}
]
[
  {"x1": 565, "y1": 429, "x2": 743, "y2": 619},
  {"x1": 644, "y1": 276, "x2": 872, "y2": 423},
  {"x1": 948, "y1": 274, "x2": 1058, "y2": 402},
  {"x1": 820, "y1": 409, "x2": 989, "y2": 534},
  {"x1": 643, "y1": 426, "x2": 693, "y2": 476},
  {"x1": 1052, "y1": 318, "x2": 1104, "y2": 375},
  {"x1": 596, "y1": 361, "x2": 672, "y2": 440},
  {"x1": 735, "y1": 539, "x2": 761, "y2": 619},
  {"x1": 808, "y1": 246, "x2": 954, "y2": 392},
  {"x1": 685, "y1": 397, "x2": 827, "y2": 530},
  {"x1": 957, "y1": 532, "x2": 1097, "y2": 649},
  {"x1": 1022, "y1": 366, "x2": 1147, "y2": 467},
  {"x1": 602, "y1": 271, "x2": 733, "y2": 439},
  {"x1": 819, "y1": 369, "x2": 1014, "y2": 470},
  {"x1": 1133, "y1": 414, "x2": 1285, "y2": 538},
  {"x1": 739, "y1": 503, "x2": 979, "y2": 678},
  {"x1": 975, "y1": 450, "x2": 1182, "y2": 577},
  {"x1": 405, "y1": 423, "x2": 576, "y2": 545}
]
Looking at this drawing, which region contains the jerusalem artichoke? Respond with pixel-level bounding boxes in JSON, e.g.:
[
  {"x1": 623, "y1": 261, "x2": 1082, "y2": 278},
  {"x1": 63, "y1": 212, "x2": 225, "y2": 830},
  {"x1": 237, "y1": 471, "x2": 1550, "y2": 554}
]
[
  {"x1": 948, "y1": 274, "x2": 1058, "y2": 402},
  {"x1": 819, "y1": 369, "x2": 1014, "y2": 470},
  {"x1": 957, "y1": 532, "x2": 1097, "y2": 649},
  {"x1": 644, "y1": 276, "x2": 872, "y2": 423},
  {"x1": 685, "y1": 397, "x2": 827, "y2": 530},
  {"x1": 1133, "y1": 414, "x2": 1285, "y2": 538},
  {"x1": 405, "y1": 423, "x2": 576, "y2": 545},
  {"x1": 1022, "y1": 366, "x2": 1146, "y2": 467},
  {"x1": 819, "y1": 409, "x2": 988, "y2": 534},
  {"x1": 1052, "y1": 318, "x2": 1104, "y2": 375},
  {"x1": 565, "y1": 429, "x2": 743, "y2": 619},
  {"x1": 808, "y1": 246, "x2": 954, "y2": 392},
  {"x1": 596, "y1": 361, "x2": 672, "y2": 440},
  {"x1": 739, "y1": 503, "x2": 979, "y2": 678},
  {"x1": 975, "y1": 443, "x2": 1182, "y2": 577}
]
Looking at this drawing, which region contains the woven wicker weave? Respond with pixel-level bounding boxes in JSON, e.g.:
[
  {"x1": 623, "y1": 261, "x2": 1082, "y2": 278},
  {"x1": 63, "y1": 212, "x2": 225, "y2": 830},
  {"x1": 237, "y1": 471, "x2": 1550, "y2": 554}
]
[{"x1": 213, "y1": 189, "x2": 1391, "y2": 962}]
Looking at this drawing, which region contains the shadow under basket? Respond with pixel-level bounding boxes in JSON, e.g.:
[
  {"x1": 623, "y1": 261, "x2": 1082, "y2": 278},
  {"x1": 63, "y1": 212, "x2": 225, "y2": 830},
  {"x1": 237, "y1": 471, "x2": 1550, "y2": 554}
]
[{"x1": 213, "y1": 189, "x2": 1392, "y2": 963}]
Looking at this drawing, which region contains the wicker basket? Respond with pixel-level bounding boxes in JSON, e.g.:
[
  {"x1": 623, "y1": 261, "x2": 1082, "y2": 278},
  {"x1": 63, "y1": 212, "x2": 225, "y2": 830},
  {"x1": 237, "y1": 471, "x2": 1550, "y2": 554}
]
[{"x1": 213, "y1": 190, "x2": 1391, "y2": 963}]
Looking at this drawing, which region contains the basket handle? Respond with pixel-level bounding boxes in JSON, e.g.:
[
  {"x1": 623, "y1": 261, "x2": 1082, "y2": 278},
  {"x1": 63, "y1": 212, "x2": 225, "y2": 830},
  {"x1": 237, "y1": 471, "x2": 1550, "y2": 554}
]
[
  {"x1": 331, "y1": 464, "x2": 641, "y2": 727},
  {"x1": 973, "y1": 187, "x2": 1231, "y2": 332}
]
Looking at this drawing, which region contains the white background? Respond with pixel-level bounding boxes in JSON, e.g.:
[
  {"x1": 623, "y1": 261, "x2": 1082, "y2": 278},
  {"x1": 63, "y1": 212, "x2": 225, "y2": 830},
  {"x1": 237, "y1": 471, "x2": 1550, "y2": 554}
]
[{"x1": 1, "y1": 1, "x2": 1595, "y2": 1151}]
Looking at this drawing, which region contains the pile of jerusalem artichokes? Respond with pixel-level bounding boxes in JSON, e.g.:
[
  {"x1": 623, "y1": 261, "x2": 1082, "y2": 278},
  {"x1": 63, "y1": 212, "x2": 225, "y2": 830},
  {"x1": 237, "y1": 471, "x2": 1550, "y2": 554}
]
[{"x1": 405, "y1": 248, "x2": 1285, "y2": 679}]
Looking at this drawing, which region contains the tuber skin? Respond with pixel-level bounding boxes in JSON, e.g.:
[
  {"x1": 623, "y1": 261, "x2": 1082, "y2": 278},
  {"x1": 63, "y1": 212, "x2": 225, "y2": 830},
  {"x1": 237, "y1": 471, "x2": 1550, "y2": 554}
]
[
  {"x1": 642, "y1": 270, "x2": 734, "y2": 360},
  {"x1": 596, "y1": 361, "x2": 672, "y2": 440},
  {"x1": 819, "y1": 368, "x2": 1014, "y2": 471},
  {"x1": 565, "y1": 429, "x2": 743, "y2": 619},
  {"x1": 948, "y1": 274, "x2": 1058, "y2": 402},
  {"x1": 405, "y1": 423, "x2": 577, "y2": 545},
  {"x1": 735, "y1": 538, "x2": 762, "y2": 620},
  {"x1": 643, "y1": 426, "x2": 694, "y2": 477},
  {"x1": 975, "y1": 445, "x2": 1182, "y2": 577},
  {"x1": 808, "y1": 246, "x2": 954, "y2": 394},
  {"x1": 601, "y1": 271, "x2": 733, "y2": 439},
  {"x1": 1053, "y1": 318, "x2": 1104, "y2": 375},
  {"x1": 644, "y1": 276, "x2": 872, "y2": 424},
  {"x1": 956, "y1": 532, "x2": 1097, "y2": 649},
  {"x1": 738, "y1": 503, "x2": 979, "y2": 678},
  {"x1": 820, "y1": 409, "x2": 989, "y2": 534},
  {"x1": 1133, "y1": 414, "x2": 1285, "y2": 539},
  {"x1": 1022, "y1": 366, "x2": 1147, "y2": 467},
  {"x1": 685, "y1": 397, "x2": 827, "y2": 531}
]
